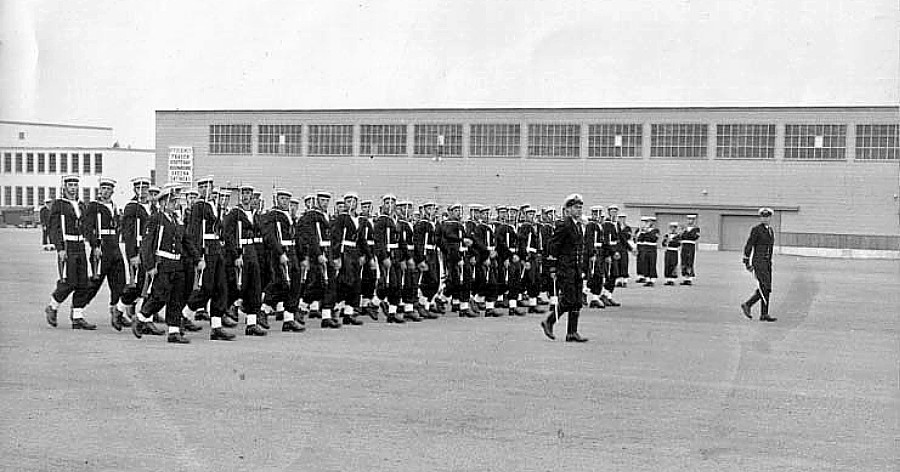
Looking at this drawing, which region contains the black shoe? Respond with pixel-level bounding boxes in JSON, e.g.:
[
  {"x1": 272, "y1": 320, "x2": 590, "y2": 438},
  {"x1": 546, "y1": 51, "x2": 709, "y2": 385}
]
[
  {"x1": 601, "y1": 296, "x2": 621, "y2": 307},
  {"x1": 403, "y1": 311, "x2": 423, "y2": 322},
  {"x1": 565, "y1": 333, "x2": 589, "y2": 343},
  {"x1": 540, "y1": 320, "x2": 555, "y2": 340},
  {"x1": 110, "y1": 306, "x2": 123, "y2": 331},
  {"x1": 194, "y1": 309, "x2": 210, "y2": 322},
  {"x1": 680, "y1": 280, "x2": 691, "y2": 286},
  {"x1": 167, "y1": 332, "x2": 190, "y2": 344},
  {"x1": 760, "y1": 315, "x2": 778, "y2": 322},
  {"x1": 364, "y1": 305, "x2": 379, "y2": 321},
  {"x1": 386, "y1": 314, "x2": 406, "y2": 324},
  {"x1": 45, "y1": 305, "x2": 58, "y2": 327},
  {"x1": 490, "y1": 308, "x2": 506, "y2": 317},
  {"x1": 458, "y1": 308, "x2": 477, "y2": 318},
  {"x1": 72, "y1": 318, "x2": 97, "y2": 330},
  {"x1": 142, "y1": 321, "x2": 165, "y2": 336},
  {"x1": 210, "y1": 327, "x2": 236, "y2": 341},
  {"x1": 227, "y1": 304, "x2": 239, "y2": 320},
  {"x1": 427, "y1": 305, "x2": 443, "y2": 317},
  {"x1": 644, "y1": 281, "x2": 655, "y2": 287},
  {"x1": 258, "y1": 314, "x2": 270, "y2": 330},
  {"x1": 182, "y1": 318, "x2": 203, "y2": 332},
  {"x1": 740, "y1": 303, "x2": 752, "y2": 320},
  {"x1": 528, "y1": 305, "x2": 544, "y2": 314},
  {"x1": 121, "y1": 306, "x2": 134, "y2": 327},
  {"x1": 496, "y1": 300, "x2": 508, "y2": 309},
  {"x1": 434, "y1": 299, "x2": 448, "y2": 313},
  {"x1": 321, "y1": 318, "x2": 341, "y2": 329},
  {"x1": 589, "y1": 300, "x2": 604, "y2": 309},
  {"x1": 308, "y1": 310, "x2": 321, "y2": 319},
  {"x1": 245, "y1": 324, "x2": 267, "y2": 336},
  {"x1": 274, "y1": 310, "x2": 284, "y2": 321},
  {"x1": 342, "y1": 316, "x2": 364, "y2": 326},
  {"x1": 132, "y1": 320, "x2": 144, "y2": 339},
  {"x1": 664, "y1": 281, "x2": 675, "y2": 286},
  {"x1": 635, "y1": 278, "x2": 646, "y2": 284},
  {"x1": 220, "y1": 316, "x2": 238, "y2": 328},
  {"x1": 282, "y1": 320, "x2": 306, "y2": 332},
  {"x1": 415, "y1": 304, "x2": 434, "y2": 320}
]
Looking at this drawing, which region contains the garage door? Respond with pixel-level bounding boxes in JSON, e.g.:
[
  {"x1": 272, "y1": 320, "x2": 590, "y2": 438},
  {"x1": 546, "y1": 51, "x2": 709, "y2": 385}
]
[{"x1": 720, "y1": 215, "x2": 760, "y2": 251}]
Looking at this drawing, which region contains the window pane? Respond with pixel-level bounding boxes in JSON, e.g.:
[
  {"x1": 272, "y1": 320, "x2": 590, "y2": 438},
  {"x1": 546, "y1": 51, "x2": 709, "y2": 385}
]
[
  {"x1": 308, "y1": 125, "x2": 354, "y2": 156},
  {"x1": 60, "y1": 153, "x2": 68, "y2": 173},
  {"x1": 48, "y1": 153, "x2": 56, "y2": 174},
  {"x1": 258, "y1": 125, "x2": 302, "y2": 155},
  {"x1": 855, "y1": 124, "x2": 899, "y2": 160},
  {"x1": 15, "y1": 153, "x2": 23, "y2": 173},
  {"x1": 784, "y1": 124, "x2": 846, "y2": 160},
  {"x1": 716, "y1": 124, "x2": 776, "y2": 158},
  {"x1": 651, "y1": 124, "x2": 709, "y2": 158},
  {"x1": 360, "y1": 125, "x2": 407, "y2": 156},
  {"x1": 49, "y1": 187, "x2": 56, "y2": 200},
  {"x1": 3, "y1": 153, "x2": 10, "y2": 173},
  {"x1": 469, "y1": 124, "x2": 521, "y2": 157},
  {"x1": 38, "y1": 153, "x2": 45, "y2": 173},
  {"x1": 15, "y1": 186, "x2": 23, "y2": 206},
  {"x1": 83, "y1": 188, "x2": 91, "y2": 202},
  {"x1": 71, "y1": 154, "x2": 80, "y2": 173},
  {"x1": 209, "y1": 124, "x2": 253, "y2": 154},
  {"x1": 413, "y1": 124, "x2": 463, "y2": 157},
  {"x1": 26, "y1": 153, "x2": 34, "y2": 173},
  {"x1": 588, "y1": 124, "x2": 642, "y2": 157},
  {"x1": 26, "y1": 187, "x2": 34, "y2": 206},
  {"x1": 3, "y1": 187, "x2": 11, "y2": 206},
  {"x1": 83, "y1": 154, "x2": 91, "y2": 174},
  {"x1": 94, "y1": 153, "x2": 103, "y2": 173},
  {"x1": 528, "y1": 124, "x2": 581, "y2": 157},
  {"x1": 38, "y1": 187, "x2": 45, "y2": 204}
]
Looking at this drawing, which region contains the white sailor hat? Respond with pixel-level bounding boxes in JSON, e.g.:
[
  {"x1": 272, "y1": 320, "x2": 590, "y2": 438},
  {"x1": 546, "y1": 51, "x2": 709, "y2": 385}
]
[
  {"x1": 185, "y1": 188, "x2": 200, "y2": 197},
  {"x1": 397, "y1": 200, "x2": 413, "y2": 207},
  {"x1": 468, "y1": 204, "x2": 482, "y2": 211},
  {"x1": 61, "y1": 174, "x2": 80, "y2": 184},
  {"x1": 608, "y1": 204, "x2": 620, "y2": 211},
  {"x1": 524, "y1": 206, "x2": 536, "y2": 213},
  {"x1": 382, "y1": 194, "x2": 397, "y2": 202},
  {"x1": 360, "y1": 199, "x2": 373, "y2": 206},
  {"x1": 303, "y1": 194, "x2": 315, "y2": 202},
  {"x1": 343, "y1": 192, "x2": 359, "y2": 201},
  {"x1": 496, "y1": 205, "x2": 508, "y2": 212},
  {"x1": 686, "y1": 214, "x2": 698, "y2": 219},
  {"x1": 423, "y1": 201, "x2": 436, "y2": 208},
  {"x1": 590, "y1": 205, "x2": 604, "y2": 212},
  {"x1": 290, "y1": 198, "x2": 301, "y2": 205},
  {"x1": 239, "y1": 184, "x2": 255, "y2": 192},
  {"x1": 564, "y1": 193, "x2": 584, "y2": 208},
  {"x1": 148, "y1": 185, "x2": 161, "y2": 194},
  {"x1": 669, "y1": 221, "x2": 679, "y2": 227},
  {"x1": 758, "y1": 207, "x2": 773, "y2": 217},
  {"x1": 251, "y1": 190, "x2": 262, "y2": 197},
  {"x1": 316, "y1": 190, "x2": 332, "y2": 199},
  {"x1": 98, "y1": 177, "x2": 116, "y2": 188},
  {"x1": 195, "y1": 175, "x2": 214, "y2": 186},
  {"x1": 507, "y1": 205, "x2": 519, "y2": 213},
  {"x1": 617, "y1": 213, "x2": 627, "y2": 218},
  {"x1": 448, "y1": 202, "x2": 463, "y2": 211},
  {"x1": 519, "y1": 204, "x2": 531, "y2": 212},
  {"x1": 647, "y1": 216, "x2": 657, "y2": 222},
  {"x1": 542, "y1": 206, "x2": 554, "y2": 213},
  {"x1": 210, "y1": 187, "x2": 221, "y2": 195},
  {"x1": 155, "y1": 186, "x2": 176, "y2": 202},
  {"x1": 162, "y1": 182, "x2": 183, "y2": 192},
  {"x1": 274, "y1": 187, "x2": 292, "y2": 198},
  {"x1": 130, "y1": 176, "x2": 151, "y2": 187}
]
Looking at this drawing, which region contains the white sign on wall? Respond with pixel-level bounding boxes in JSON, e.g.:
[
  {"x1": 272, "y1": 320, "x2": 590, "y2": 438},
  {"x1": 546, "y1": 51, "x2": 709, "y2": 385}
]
[{"x1": 168, "y1": 146, "x2": 194, "y2": 184}]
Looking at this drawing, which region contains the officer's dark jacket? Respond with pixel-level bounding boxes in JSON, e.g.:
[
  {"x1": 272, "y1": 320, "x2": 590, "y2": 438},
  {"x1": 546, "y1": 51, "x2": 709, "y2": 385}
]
[
  {"x1": 743, "y1": 223, "x2": 774, "y2": 265},
  {"x1": 223, "y1": 206, "x2": 258, "y2": 261},
  {"x1": 437, "y1": 219, "x2": 467, "y2": 262},
  {"x1": 330, "y1": 213, "x2": 360, "y2": 260},
  {"x1": 548, "y1": 216, "x2": 584, "y2": 270},
  {"x1": 121, "y1": 199, "x2": 151, "y2": 260},
  {"x1": 48, "y1": 198, "x2": 87, "y2": 252},
  {"x1": 142, "y1": 210, "x2": 186, "y2": 272},
  {"x1": 84, "y1": 200, "x2": 119, "y2": 250},
  {"x1": 185, "y1": 199, "x2": 224, "y2": 259},
  {"x1": 263, "y1": 208, "x2": 295, "y2": 259},
  {"x1": 413, "y1": 219, "x2": 438, "y2": 264},
  {"x1": 373, "y1": 214, "x2": 399, "y2": 263}
]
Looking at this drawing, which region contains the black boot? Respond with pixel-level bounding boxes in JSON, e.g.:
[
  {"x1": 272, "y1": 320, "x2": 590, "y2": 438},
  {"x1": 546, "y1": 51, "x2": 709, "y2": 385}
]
[
  {"x1": 321, "y1": 318, "x2": 341, "y2": 329},
  {"x1": 167, "y1": 332, "x2": 190, "y2": 344},
  {"x1": 182, "y1": 317, "x2": 203, "y2": 332},
  {"x1": 342, "y1": 315, "x2": 364, "y2": 326},
  {"x1": 210, "y1": 327, "x2": 236, "y2": 341},
  {"x1": 565, "y1": 311, "x2": 587, "y2": 342},
  {"x1": 142, "y1": 321, "x2": 165, "y2": 336},
  {"x1": 282, "y1": 319, "x2": 306, "y2": 332},
  {"x1": 257, "y1": 313, "x2": 270, "y2": 330},
  {"x1": 245, "y1": 324, "x2": 267, "y2": 336},
  {"x1": 72, "y1": 317, "x2": 97, "y2": 330},
  {"x1": 121, "y1": 305, "x2": 134, "y2": 327},
  {"x1": 540, "y1": 314, "x2": 556, "y2": 340},
  {"x1": 220, "y1": 315, "x2": 238, "y2": 328},
  {"x1": 109, "y1": 306, "x2": 123, "y2": 331}
]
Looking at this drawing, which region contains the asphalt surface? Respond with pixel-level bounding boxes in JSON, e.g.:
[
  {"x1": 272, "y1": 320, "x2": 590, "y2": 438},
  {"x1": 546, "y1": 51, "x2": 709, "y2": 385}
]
[{"x1": 1, "y1": 228, "x2": 898, "y2": 472}]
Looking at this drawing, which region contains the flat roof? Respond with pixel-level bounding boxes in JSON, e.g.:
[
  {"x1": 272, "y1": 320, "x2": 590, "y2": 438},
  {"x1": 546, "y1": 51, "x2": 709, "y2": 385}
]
[
  {"x1": 0, "y1": 120, "x2": 113, "y2": 131},
  {"x1": 0, "y1": 146, "x2": 154, "y2": 153},
  {"x1": 156, "y1": 105, "x2": 900, "y2": 114}
]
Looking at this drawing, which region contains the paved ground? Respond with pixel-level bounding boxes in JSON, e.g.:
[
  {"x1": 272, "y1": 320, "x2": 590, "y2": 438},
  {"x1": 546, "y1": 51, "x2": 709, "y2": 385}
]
[{"x1": 0, "y1": 228, "x2": 897, "y2": 472}]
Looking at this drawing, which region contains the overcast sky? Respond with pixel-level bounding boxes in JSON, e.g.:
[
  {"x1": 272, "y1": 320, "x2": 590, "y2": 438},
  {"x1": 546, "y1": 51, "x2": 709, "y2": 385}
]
[{"x1": 0, "y1": 0, "x2": 897, "y2": 148}]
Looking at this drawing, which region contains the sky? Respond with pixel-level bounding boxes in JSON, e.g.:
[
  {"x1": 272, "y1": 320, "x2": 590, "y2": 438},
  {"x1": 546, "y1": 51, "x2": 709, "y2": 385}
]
[{"x1": 0, "y1": 0, "x2": 897, "y2": 148}]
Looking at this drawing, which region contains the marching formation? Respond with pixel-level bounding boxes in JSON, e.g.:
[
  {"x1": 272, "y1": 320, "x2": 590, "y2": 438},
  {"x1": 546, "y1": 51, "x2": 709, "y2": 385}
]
[{"x1": 42, "y1": 174, "x2": 703, "y2": 344}]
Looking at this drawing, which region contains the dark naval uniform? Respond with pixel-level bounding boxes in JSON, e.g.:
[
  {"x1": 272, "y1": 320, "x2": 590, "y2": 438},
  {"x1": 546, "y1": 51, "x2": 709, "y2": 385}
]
[
  {"x1": 679, "y1": 223, "x2": 700, "y2": 284},
  {"x1": 47, "y1": 196, "x2": 95, "y2": 328},
  {"x1": 331, "y1": 211, "x2": 364, "y2": 323},
  {"x1": 541, "y1": 204, "x2": 588, "y2": 343},
  {"x1": 438, "y1": 216, "x2": 473, "y2": 316},
  {"x1": 120, "y1": 198, "x2": 152, "y2": 310},
  {"x1": 413, "y1": 216, "x2": 441, "y2": 316},
  {"x1": 139, "y1": 209, "x2": 187, "y2": 335},
  {"x1": 83, "y1": 198, "x2": 127, "y2": 326},
  {"x1": 373, "y1": 212, "x2": 403, "y2": 322},
  {"x1": 223, "y1": 204, "x2": 265, "y2": 334},
  {"x1": 635, "y1": 224, "x2": 660, "y2": 284},
  {"x1": 662, "y1": 230, "x2": 682, "y2": 283},
  {"x1": 741, "y1": 216, "x2": 776, "y2": 321}
]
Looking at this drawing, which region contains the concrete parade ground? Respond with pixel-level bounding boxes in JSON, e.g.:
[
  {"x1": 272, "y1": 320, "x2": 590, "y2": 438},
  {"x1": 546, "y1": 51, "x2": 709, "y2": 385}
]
[{"x1": 0, "y1": 228, "x2": 897, "y2": 472}]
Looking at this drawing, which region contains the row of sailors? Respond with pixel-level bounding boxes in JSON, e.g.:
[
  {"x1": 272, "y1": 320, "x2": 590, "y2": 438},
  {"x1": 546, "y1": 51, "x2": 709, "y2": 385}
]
[{"x1": 42, "y1": 173, "x2": 697, "y2": 344}]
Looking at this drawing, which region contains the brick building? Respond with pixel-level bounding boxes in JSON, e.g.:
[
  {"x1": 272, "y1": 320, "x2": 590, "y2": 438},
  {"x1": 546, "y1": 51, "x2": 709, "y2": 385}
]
[{"x1": 155, "y1": 107, "x2": 900, "y2": 258}]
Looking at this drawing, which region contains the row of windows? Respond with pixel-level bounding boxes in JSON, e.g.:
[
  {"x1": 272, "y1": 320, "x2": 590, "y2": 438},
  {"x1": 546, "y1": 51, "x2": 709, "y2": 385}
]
[
  {"x1": 207, "y1": 124, "x2": 900, "y2": 160},
  {"x1": 0, "y1": 185, "x2": 108, "y2": 207},
  {"x1": 2, "y1": 152, "x2": 104, "y2": 175}
]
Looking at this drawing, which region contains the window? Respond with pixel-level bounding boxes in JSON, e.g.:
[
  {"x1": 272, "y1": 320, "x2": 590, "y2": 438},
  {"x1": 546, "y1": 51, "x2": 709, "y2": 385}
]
[
  {"x1": 18, "y1": 131, "x2": 25, "y2": 140},
  {"x1": 150, "y1": 169, "x2": 156, "y2": 185},
  {"x1": 83, "y1": 154, "x2": 91, "y2": 174},
  {"x1": 83, "y1": 188, "x2": 91, "y2": 202},
  {"x1": 469, "y1": 124, "x2": 521, "y2": 157},
  {"x1": 528, "y1": 124, "x2": 581, "y2": 158},
  {"x1": 26, "y1": 153, "x2": 34, "y2": 173},
  {"x1": 60, "y1": 153, "x2": 68, "y2": 173},
  {"x1": 94, "y1": 153, "x2": 103, "y2": 174},
  {"x1": 856, "y1": 124, "x2": 899, "y2": 160},
  {"x1": 38, "y1": 187, "x2": 45, "y2": 204},
  {"x1": 71, "y1": 154, "x2": 80, "y2": 174},
  {"x1": 308, "y1": 125, "x2": 354, "y2": 156},
  {"x1": 784, "y1": 124, "x2": 846, "y2": 160},
  {"x1": 49, "y1": 187, "x2": 56, "y2": 200},
  {"x1": 3, "y1": 153, "x2": 10, "y2": 173},
  {"x1": 716, "y1": 124, "x2": 776, "y2": 158},
  {"x1": 38, "y1": 153, "x2": 45, "y2": 173},
  {"x1": 209, "y1": 124, "x2": 252, "y2": 154},
  {"x1": 413, "y1": 124, "x2": 463, "y2": 157},
  {"x1": 3, "y1": 187, "x2": 10, "y2": 206},
  {"x1": 15, "y1": 186, "x2": 22, "y2": 206},
  {"x1": 26, "y1": 187, "x2": 34, "y2": 206},
  {"x1": 651, "y1": 124, "x2": 709, "y2": 158},
  {"x1": 588, "y1": 124, "x2": 642, "y2": 158},
  {"x1": 360, "y1": 125, "x2": 407, "y2": 156},
  {"x1": 15, "y1": 153, "x2": 23, "y2": 173},
  {"x1": 258, "y1": 125, "x2": 302, "y2": 155},
  {"x1": 48, "y1": 153, "x2": 56, "y2": 174}
]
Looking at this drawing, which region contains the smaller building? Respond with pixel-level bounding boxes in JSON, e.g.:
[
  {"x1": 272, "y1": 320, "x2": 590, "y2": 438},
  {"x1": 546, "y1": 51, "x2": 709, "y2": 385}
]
[{"x1": 0, "y1": 121, "x2": 155, "y2": 216}]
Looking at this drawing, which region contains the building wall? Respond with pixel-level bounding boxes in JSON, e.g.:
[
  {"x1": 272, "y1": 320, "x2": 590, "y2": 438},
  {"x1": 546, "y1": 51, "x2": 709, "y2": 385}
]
[
  {"x1": 155, "y1": 108, "x2": 900, "y2": 251},
  {"x1": 0, "y1": 121, "x2": 113, "y2": 148},
  {"x1": 0, "y1": 148, "x2": 154, "y2": 208}
]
